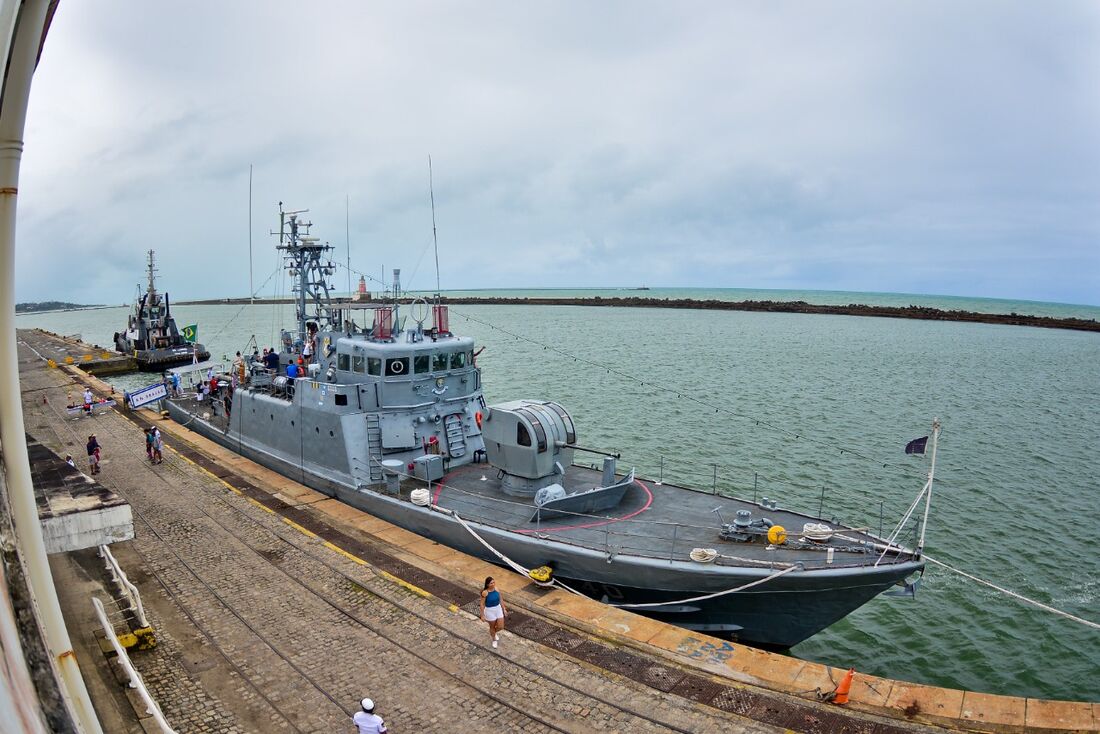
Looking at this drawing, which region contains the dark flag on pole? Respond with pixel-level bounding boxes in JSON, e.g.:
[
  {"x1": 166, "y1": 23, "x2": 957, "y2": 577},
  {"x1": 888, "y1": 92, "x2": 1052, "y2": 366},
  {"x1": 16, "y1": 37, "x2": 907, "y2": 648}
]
[{"x1": 905, "y1": 436, "x2": 929, "y2": 455}]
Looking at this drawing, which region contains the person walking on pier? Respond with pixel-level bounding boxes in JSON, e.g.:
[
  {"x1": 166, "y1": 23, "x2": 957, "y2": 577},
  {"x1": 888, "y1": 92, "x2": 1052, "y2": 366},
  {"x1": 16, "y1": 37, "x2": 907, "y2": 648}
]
[
  {"x1": 480, "y1": 576, "x2": 508, "y2": 648},
  {"x1": 145, "y1": 427, "x2": 155, "y2": 461},
  {"x1": 352, "y1": 697, "x2": 387, "y2": 734},
  {"x1": 151, "y1": 428, "x2": 163, "y2": 464},
  {"x1": 86, "y1": 435, "x2": 101, "y2": 475}
]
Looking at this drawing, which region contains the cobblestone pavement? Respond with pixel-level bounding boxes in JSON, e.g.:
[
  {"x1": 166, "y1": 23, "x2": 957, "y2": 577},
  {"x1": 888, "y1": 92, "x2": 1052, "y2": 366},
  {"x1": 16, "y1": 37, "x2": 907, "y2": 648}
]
[{"x1": 20, "y1": 342, "x2": 785, "y2": 733}]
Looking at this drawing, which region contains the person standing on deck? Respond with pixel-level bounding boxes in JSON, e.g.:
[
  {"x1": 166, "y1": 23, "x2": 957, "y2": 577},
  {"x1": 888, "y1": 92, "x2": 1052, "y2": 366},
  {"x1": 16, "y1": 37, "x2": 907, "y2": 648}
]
[
  {"x1": 82, "y1": 388, "x2": 93, "y2": 415},
  {"x1": 479, "y1": 576, "x2": 508, "y2": 648},
  {"x1": 232, "y1": 351, "x2": 245, "y2": 386},
  {"x1": 145, "y1": 427, "x2": 154, "y2": 461}
]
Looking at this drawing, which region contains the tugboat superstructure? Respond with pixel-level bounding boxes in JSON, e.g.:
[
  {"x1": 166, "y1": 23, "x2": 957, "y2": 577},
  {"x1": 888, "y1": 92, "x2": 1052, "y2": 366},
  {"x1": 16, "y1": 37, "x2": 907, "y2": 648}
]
[
  {"x1": 115, "y1": 250, "x2": 210, "y2": 370},
  {"x1": 166, "y1": 205, "x2": 927, "y2": 648}
]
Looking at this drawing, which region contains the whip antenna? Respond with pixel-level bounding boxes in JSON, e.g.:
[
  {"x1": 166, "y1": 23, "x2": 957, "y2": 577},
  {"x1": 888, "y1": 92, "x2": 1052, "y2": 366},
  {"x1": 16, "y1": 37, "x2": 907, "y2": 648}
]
[
  {"x1": 429, "y1": 155, "x2": 441, "y2": 303},
  {"x1": 248, "y1": 164, "x2": 254, "y2": 304},
  {"x1": 346, "y1": 194, "x2": 351, "y2": 298}
]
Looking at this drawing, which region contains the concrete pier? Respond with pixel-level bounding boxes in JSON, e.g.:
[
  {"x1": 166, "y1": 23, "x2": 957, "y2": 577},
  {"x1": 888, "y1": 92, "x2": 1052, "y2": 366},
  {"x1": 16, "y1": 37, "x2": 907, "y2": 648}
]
[
  {"x1": 14, "y1": 327, "x2": 1098, "y2": 733},
  {"x1": 19, "y1": 328, "x2": 135, "y2": 375}
]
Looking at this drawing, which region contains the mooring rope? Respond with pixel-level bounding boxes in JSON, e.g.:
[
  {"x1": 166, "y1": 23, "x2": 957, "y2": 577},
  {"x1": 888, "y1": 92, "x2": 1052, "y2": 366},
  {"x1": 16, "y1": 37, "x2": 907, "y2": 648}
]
[
  {"x1": 446, "y1": 507, "x2": 802, "y2": 610},
  {"x1": 609, "y1": 565, "x2": 800, "y2": 609},
  {"x1": 923, "y1": 555, "x2": 1100, "y2": 631}
]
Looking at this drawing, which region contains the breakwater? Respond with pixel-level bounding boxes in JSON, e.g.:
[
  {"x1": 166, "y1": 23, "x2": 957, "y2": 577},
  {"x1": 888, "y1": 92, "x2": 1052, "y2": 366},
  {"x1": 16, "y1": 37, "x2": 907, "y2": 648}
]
[
  {"x1": 437, "y1": 296, "x2": 1100, "y2": 333},
  {"x1": 177, "y1": 295, "x2": 1099, "y2": 333}
]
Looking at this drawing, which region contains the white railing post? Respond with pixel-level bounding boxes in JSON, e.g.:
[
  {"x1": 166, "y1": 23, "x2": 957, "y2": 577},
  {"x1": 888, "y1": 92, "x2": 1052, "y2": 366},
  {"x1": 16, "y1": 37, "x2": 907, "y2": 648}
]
[
  {"x1": 98, "y1": 545, "x2": 149, "y2": 629},
  {"x1": 0, "y1": 1, "x2": 103, "y2": 731},
  {"x1": 91, "y1": 598, "x2": 177, "y2": 733}
]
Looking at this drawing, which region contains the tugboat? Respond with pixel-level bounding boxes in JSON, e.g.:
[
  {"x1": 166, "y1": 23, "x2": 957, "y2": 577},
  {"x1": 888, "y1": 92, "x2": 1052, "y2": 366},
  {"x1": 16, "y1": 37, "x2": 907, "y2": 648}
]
[
  {"x1": 166, "y1": 205, "x2": 930, "y2": 648},
  {"x1": 114, "y1": 250, "x2": 210, "y2": 370}
]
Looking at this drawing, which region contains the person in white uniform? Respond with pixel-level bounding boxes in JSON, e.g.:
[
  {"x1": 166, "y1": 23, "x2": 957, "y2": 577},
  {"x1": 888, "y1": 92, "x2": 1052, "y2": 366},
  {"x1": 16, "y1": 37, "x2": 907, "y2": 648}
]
[{"x1": 352, "y1": 697, "x2": 387, "y2": 734}]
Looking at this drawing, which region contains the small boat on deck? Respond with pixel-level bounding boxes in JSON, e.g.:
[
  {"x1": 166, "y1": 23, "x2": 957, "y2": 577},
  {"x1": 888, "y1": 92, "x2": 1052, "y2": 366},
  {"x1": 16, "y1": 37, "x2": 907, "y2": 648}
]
[{"x1": 166, "y1": 205, "x2": 931, "y2": 648}]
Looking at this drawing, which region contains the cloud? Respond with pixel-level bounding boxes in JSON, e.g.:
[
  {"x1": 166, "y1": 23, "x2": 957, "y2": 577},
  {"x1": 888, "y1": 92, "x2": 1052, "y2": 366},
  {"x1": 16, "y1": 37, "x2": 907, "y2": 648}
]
[{"x1": 14, "y1": 1, "x2": 1100, "y2": 306}]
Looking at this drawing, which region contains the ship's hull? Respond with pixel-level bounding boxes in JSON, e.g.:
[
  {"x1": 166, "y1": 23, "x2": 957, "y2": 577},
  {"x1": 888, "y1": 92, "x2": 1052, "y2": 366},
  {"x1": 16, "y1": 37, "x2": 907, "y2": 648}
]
[
  {"x1": 133, "y1": 344, "x2": 210, "y2": 371},
  {"x1": 167, "y1": 400, "x2": 921, "y2": 648}
]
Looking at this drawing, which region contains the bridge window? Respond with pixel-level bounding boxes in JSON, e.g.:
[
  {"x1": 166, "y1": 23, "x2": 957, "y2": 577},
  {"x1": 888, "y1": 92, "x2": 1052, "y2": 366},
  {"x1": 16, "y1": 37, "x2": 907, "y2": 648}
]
[
  {"x1": 450, "y1": 352, "x2": 466, "y2": 369},
  {"x1": 352, "y1": 355, "x2": 365, "y2": 373},
  {"x1": 367, "y1": 357, "x2": 381, "y2": 376},
  {"x1": 432, "y1": 353, "x2": 449, "y2": 372},
  {"x1": 385, "y1": 357, "x2": 409, "y2": 377},
  {"x1": 337, "y1": 354, "x2": 350, "y2": 371},
  {"x1": 414, "y1": 354, "x2": 430, "y2": 373}
]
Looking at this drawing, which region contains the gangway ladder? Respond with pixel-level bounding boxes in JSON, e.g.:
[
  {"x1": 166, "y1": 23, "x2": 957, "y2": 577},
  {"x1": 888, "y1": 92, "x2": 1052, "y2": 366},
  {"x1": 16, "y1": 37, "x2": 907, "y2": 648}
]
[
  {"x1": 365, "y1": 414, "x2": 384, "y2": 482},
  {"x1": 444, "y1": 413, "x2": 466, "y2": 458}
]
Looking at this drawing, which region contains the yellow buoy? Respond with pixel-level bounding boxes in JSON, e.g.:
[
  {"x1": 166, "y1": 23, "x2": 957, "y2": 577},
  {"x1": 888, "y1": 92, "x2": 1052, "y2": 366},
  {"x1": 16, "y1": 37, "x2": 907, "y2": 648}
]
[
  {"x1": 767, "y1": 525, "x2": 787, "y2": 545},
  {"x1": 82, "y1": 354, "x2": 93, "y2": 362},
  {"x1": 64, "y1": 356, "x2": 74, "y2": 364},
  {"x1": 46, "y1": 359, "x2": 56, "y2": 368}
]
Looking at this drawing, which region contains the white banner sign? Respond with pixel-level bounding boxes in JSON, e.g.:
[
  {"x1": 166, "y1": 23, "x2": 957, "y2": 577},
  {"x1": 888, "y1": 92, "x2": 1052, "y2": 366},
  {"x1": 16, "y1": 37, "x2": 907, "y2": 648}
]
[{"x1": 127, "y1": 382, "x2": 167, "y2": 409}]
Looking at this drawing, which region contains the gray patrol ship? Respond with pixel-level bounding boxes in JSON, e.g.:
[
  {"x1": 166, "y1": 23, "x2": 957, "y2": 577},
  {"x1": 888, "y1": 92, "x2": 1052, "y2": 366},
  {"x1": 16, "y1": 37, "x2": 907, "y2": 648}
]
[{"x1": 166, "y1": 205, "x2": 929, "y2": 648}]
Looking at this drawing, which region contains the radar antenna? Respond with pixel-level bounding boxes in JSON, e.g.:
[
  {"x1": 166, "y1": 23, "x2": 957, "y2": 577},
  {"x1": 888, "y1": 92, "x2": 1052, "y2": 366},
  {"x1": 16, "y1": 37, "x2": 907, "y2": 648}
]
[{"x1": 272, "y1": 203, "x2": 337, "y2": 347}]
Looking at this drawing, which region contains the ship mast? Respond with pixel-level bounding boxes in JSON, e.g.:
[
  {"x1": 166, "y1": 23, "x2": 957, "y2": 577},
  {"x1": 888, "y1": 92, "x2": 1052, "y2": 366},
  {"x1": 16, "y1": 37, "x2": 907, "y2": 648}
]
[
  {"x1": 145, "y1": 249, "x2": 158, "y2": 298},
  {"x1": 275, "y1": 203, "x2": 337, "y2": 346}
]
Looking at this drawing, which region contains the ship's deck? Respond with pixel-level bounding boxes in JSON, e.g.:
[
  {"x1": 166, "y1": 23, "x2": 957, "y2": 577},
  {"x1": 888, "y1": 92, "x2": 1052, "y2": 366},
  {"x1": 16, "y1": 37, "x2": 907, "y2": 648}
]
[
  {"x1": 167, "y1": 390, "x2": 915, "y2": 572},
  {"x1": 412, "y1": 462, "x2": 914, "y2": 571}
]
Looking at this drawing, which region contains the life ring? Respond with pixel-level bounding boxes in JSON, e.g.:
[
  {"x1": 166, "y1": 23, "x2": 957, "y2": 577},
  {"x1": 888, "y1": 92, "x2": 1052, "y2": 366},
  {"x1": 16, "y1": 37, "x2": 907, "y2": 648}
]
[{"x1": 475, "y1": 410, "x2": 483, "y2": 429}]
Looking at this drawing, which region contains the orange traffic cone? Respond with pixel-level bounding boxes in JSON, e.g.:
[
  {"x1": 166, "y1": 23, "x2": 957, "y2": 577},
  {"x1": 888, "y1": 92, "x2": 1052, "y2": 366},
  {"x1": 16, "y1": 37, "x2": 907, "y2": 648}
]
[{"x1": 831, "y1": 667, "x2": 854, "y2": 705}]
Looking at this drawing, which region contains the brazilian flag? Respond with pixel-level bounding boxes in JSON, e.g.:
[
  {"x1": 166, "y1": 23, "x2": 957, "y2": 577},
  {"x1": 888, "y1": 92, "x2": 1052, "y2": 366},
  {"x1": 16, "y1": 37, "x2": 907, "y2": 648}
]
[{"x1": 181, "y1": 324, "x2": 198, "y2": 343}]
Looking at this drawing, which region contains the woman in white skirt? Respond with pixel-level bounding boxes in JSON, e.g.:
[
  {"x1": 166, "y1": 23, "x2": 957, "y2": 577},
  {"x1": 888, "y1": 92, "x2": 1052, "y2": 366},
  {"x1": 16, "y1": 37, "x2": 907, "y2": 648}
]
[{"x1": 479, "y1": 576, "x2": 507, "y2": 648}]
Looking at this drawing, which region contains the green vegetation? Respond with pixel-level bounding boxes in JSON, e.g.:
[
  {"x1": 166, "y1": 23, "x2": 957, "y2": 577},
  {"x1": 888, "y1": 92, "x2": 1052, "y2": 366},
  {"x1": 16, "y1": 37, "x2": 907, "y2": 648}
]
[{"x1": 15, "y1": 301, "x2": 99, "y2": 313}]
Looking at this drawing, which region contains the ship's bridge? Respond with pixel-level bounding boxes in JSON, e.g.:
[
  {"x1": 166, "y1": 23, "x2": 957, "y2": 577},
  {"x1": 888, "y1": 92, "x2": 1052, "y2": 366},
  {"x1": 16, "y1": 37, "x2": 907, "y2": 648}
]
[
  {"x1": 331, "y1": 334, "x2": 477, "y2": 382},
  {"x1": 321, "y1": 330, "x2": 482, "y2": 410}
]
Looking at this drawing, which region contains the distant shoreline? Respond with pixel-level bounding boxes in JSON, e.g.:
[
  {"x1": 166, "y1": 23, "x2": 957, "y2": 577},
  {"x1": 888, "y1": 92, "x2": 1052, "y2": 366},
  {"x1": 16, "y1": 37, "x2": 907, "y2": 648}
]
[
  {"x1": 15, "y1": 303, "x2": 111, "y2": 314},
  {"x1": 173, "y1": 295, "x2": 1099, "y2": 333}
]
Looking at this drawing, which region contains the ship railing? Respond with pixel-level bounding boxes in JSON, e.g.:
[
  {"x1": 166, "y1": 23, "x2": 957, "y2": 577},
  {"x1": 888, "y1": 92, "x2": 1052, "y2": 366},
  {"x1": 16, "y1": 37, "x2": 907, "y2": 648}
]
[
  {"x1": 385, "y1": 462, "x2": 918, "y2": 569},
  {"x1": 91, "y1": 597, "x2": 177, "y2": 733},
  {"x1": 598, "y1": 451, "x2": 923, "y2": 544}
]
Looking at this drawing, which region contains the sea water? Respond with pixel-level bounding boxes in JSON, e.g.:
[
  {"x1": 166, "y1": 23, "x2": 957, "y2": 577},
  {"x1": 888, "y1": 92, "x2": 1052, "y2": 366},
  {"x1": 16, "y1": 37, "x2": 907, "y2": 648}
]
[{"x1": 16, "y1": 290, "x2": 1100, "y2": 701}]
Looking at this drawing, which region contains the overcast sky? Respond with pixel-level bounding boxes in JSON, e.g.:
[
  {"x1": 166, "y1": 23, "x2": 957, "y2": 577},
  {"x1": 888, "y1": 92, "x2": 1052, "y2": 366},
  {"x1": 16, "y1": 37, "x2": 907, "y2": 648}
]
[{"x1": 15, "y1": 1, "x2": 1100, "y2": 306}]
